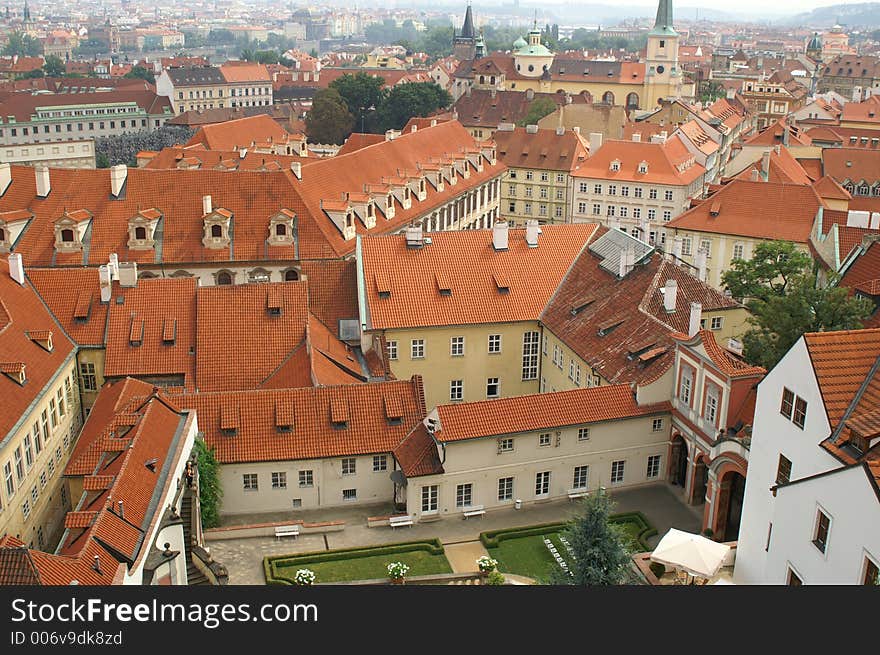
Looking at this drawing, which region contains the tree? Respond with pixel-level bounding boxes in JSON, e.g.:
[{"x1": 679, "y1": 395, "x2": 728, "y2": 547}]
[
  {"x1": 124, "y1": 65, "x2": 155, "y2": 84},
  {"x1": 373, "y1": 82, "x2": 452, "y2": 132},
  {"x1": 700, "y1": 80, "x2": 726, "y2": 103},
  {"x1": 330, "y1": 72, "x2": 387, "y2": 132},
  {"x1": 549, "y1": 491, "x2": 632, "y2": 585},
  {"x1": 42, "y1": 55, "x2": 65, "y2": 77},
  {"x1": 2, "y1": 31, "x2": 41, "y2": 57},
  {"x1": 518, "y1": 96, "x2": 558, "y2": 127},
  {"x1": 305, "y1": 88, "x2": 355, "y2": 145},
  {"x1": 194, "y1": 438, "x2": 222, "y2": 529},
  {"x1": 721, "y1": 241, "x2": 872, "y2": 369}
]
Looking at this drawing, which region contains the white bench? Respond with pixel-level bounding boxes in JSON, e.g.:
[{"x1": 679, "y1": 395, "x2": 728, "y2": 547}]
[
  {"x1": 462, "y1": 504, "x2": 486, "y2": 519},
  {"x1": 388, "y1": 515, "x2": 414, "y2": 529},
  {"x1": 567, "y1": 489, "x2": 589, "y2": 501},
  {"x1": 274, "y1": 524, "x2": 300, "y2": 540}
]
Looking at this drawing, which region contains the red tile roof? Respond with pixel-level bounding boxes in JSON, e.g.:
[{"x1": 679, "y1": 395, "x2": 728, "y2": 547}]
[
  {"x1": 166, "y1": 377, "x2": 425, "y2": 464},
  {"x1": 336, "y1": 133, "x2": 386, "y2": 156},
  {"x1": 361, "y1": 224, "x2": 598, "y2": 330},
  {"x1": 392, "y1": 422, "x2": 443, "y2": 478},
  {"x1": 572, "y1": 135, "x2": 705, "y2": 186},
  {"x1": 28, "y1": 268, "x2": 108, "y2": 346},
  {"x1": 0, "y1": 89, "x2": 171, "y2": 122},
  {"x1": 677, "y1": 330, "x2": 766, "y2": 378},
  {"x1": 813, "y1": 175, "x2": 852, "y2": 201},
  {"x1": 822, "y1": 147, "x2": 880, "y2": 184},
  {"x1": 185, "y1": 114, "x2": 292, "y2": 151},
  {"x1": 744, "y1": 118, "x2": 812, "y2": 147},
  {"x1": 434, "y1": 384, "x2": 669, "y2": 443},
  {"x1": 493, "y1": 126, "x2": 589, "y2": 172},
  {"x1": 300, "y1": 259, "x2": 358, "y2": 340},
  {"x1": 143, "y1": 146, "x2": 313, "y2": 171},
  {"x1": 668, "y1": 179, "x2": 821, "y2": 242},
  {"x1": 452, "y1": 88, "x2": 588, "y2": 129}
]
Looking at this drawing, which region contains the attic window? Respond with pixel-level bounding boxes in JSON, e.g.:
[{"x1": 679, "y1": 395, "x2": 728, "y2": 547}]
[
  {"x1": 383, "y1": 394, "x2": 403, "y2": 425},
  {"x1": 73, "y1": 292, "x2": 92, "y2": 321},
  {"x1": 129, "y1": 318, "x2": 144, "y2": 347},
  {"x1": 27, "y1": 330, "x2": 53, "y2": 352},
  {"x1": 597, "y1": 318, "x2": 624, "y2": 336},
  {"x1": 849, "y1": 432, "x2": 866, "y2": 454},
  {"x1": 375, "y1": 271, "x2": 391, "y2": 298},
  {"x1": 330, "y1": 397, "x2": 349, "y2": 429},
  {"x1": 638, "y1": 347, "x2": 667, "y2": 363},
  {"x1": 709, "y1": 198, "x2": 721, "y2": 216},
  {"x1": 569, "y1": 297, "x2": 595, "y2": 316},
  {"x1": 162, "y1": 318, "x2": 176, "y2": 345},
  {"x1": 627, "y1": 341, "x2": 658, "y2": 360},
  {"x1": 435, "y1": 272, "x2": 452, "y2": 296},
  {"x1": 275, "y1": 399, "x2": 294, "y2": 433},
  {"x1": 493, "y1": 272, "x2": 510, "y2": 294},
  {"x1": 220, "y1": 403, "x2": 239, "y2": 436},
  {"x1": 266, "y1": 287, "x2": 282, "y2": 316},
  {"x1": 610, "y1": 160, "x2": 621, "y2": 172},
  {"x1": 0, "y1": 362, "x2": 26, "y2": 385},
  {"x1": 638, "y1": 161, "x2": 648, "y2": 174}
]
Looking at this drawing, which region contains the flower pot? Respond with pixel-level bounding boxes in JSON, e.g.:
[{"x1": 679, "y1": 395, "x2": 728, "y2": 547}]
[{"x1": 390, "y1": 577, "x2": 405, "y2": 585}]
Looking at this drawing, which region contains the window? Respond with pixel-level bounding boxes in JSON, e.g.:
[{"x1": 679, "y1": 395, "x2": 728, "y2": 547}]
[
  {"x1": 539, "y1": 204, "x2": 548, "y2": 216},
  {"x1": 619, "y1": 207, "x2": 628, "y2": 218},
  {"x1": 539, "y1": 432, "x2": 551, "y2": 447},
  {"x1": 55, "y1": 447, "x2": 62, "y2": 465},
  {"x1": 663, "y1": 210, "x2": 672, "y2": 222},
  {"x1": 522, "y1": 331, "x2": 539, "y2": 380},
  {"x1": 450, "y1": 336, "x2": 464, "y2": 356},
  {"x1": 387, "y1": 340, "x2": 398, "y2": 360},
  {"x1": 699, "y1": 239, "x2": 712, "y2": 257},
  {"x1": 47, "y1": 458, "x2": 54, "y2": 477},
  {"x1": 242, "y1": 473, "x2": 258, "y2": 491},
  {"x1": 456, "y1": 483, "x2": 473, "y2": 507},
  {"x1": 39, "y1": 470, "x2": 46, "y2": 489},
  {"x1": 298, "y1": 470, "x2": 313, "y2": 487},
  {"x1": 373, "y1": 455, "x2": 387, "y2": 472},
  {"x1": 342, "y1": 489, "x2": 357, "y2": 501},
  {"x1": 574, "y1": 364, "x2": 581, "y2": 386},
  {"x1": 525, "y1": 171, "x2": 533, "y2": 181},
  {"x1": 341, "y1": 458, "x2": 356, "y2": 475},
  {"x1": 634, "y1": 187, "x2": 643, "y2": 198},
  {"x1": 450, "y1": 380, "x2": 463, "y2": 401},
  {"x1": 556, "y1": 173, "x2": 565, "y2": 183},
  {"x1": 573, "y1": 465, "x2": 589, "y2": 490},
  {"x1": 780, "y1": 388, "x2": 794, "y2": 420},
  {"x1": 682, "y1": 238, "x2": 692, "y2": 256},
  {"x1": 524, "y1": 202, "x2": 532, "y2": 214},
  {"x1": 664, "y1": 190, "x2": 674, "y2": 201},
  {"x1": 578, "y1": 202, "x2": 588, "y2": 214},
  {"x1": 486, "y1": 378, "x2": 500, "y2": 398},
  {"x1": 41, "y1": 411, "x2": 49, "y2": 444},
  {"x1": 704, "y1": 384, "x2": 719, "y2": 425},
  {"x1": 508, "y1": 202, "x2": 516, "y2": 213},
  {"x1": 14, "y1": 448, "x2": 23, "y2": 482},
  {"x1": 498, "y1": 477, "x2": 514, "y2": 501},
  {"x1": 733, "y1": 243, "x2": 744, "y2": 260},
  {"x1": 679, "y1": 367, "x2": 693, "y2": 405},
  {"x1": 813, "y1": 509, "x2": 830, "y2": 553},
  {"x1": 863, "y1": 557, "x2": 879, "y2": 585},
  {"x1": 540, "y1": 187, "x2": 548, "y2": 198},
  {"x1": 776, "y1": 454, "x2": 792, "y2": 485},
  {"x1": 594, "y1": 184, "x2": 602, "y2": 194},
  {"x1": 50, "y1": 399, "x2": 57, "y2": 428},
  {"x1": 21, "y1": 499, "x2": 29, "y2": 520},
  {"x1": 498, "y1": 438, "x2": 514, "y2": 453},
  {"x1": 649, "y1": 188, "x2": 658, "y2": 200},
  {"x1": 611, "y1": 460, "x2": 625, "y2": 484},
  {"x1": 540, "y1": 172, "x2": 549, "y2": 182},
  {"x1": 535, "y1": 471, "x2": 550, "y2": 497},
  {"x1": 411, "y1": 339, "x2": 425, "y2": 359},
  {"x1": 80, "y1": 362, "x2": 97, "y2": 392},
  {"x1": 542, "y1": 335, "x2": 548, "y2": 355},
  {"x1": 57, "y1": 388, "x2": 65, "y2": 417},
  {"x1": 606, "y1": 205, "x2": 616, "y2": 217},
  {"x1": 568, "y1": 360, "x2": 575, "y2": 381},
  {"x1": 488, "y1": 334, "x2": 501, "y2": 353},
  {"x1": 23, "y1": 436, "x2": 33, "y2": 470},
  {"x1": 422, "y1": 485, "x2": 438, "y2": 512},
  {"x1": 509, "y1": 184, "x2": 517, "y2": 195},
  {"x1": 652, "y1": 418, "x2": 664, "y2": 432},
  {"x1": 578, "y1": 427, "x2": 590, "y2": 441},
  {"x1": 710, "y1": 316, "x2": 723, "y2": 331},
  {"x1": 647, "y1": 209, "x2": 656, "y2": 221},
  {"x1": 555, "y1": 206, "x2": 563, "y2": 218},
  {"x1": 793, "y1": 397, "x2": 807, "y2": 429},
  {"x1": 608, "y1": 185, "x2": 617, "y2": 196},
  {"x1": 4, "y1": 462, "x2": 13, "y2": 497},
  {"x1": 621, "y1": 185, "x2": 630, "y2": 197},
  {"x1": 593, "y1": 204, "x2": 602, "y2": 215},
  {"x1": 646, "y1": 455, "x2": 661, "y2": 478}
]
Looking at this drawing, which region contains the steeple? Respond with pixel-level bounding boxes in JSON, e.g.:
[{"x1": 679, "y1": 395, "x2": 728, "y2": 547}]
[
  {"x1": 650, "y1": 0, "x2": 676, "y2": 37},
  {"x1": 460, "y1": 3, "x2": 475, "y2": 40}
]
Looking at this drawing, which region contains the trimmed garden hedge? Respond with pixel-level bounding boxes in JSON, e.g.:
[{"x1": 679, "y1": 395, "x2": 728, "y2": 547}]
[
  {"x1": 480, "y1": 511, "x2": 657, "y2": 552},
  {"x1": 264, "y1": 538, "x2": 446, "y2": 585}
]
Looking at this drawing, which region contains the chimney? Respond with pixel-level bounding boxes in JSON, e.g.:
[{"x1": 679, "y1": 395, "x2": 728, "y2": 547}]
[
  {"x1": 572, "y1": 126, "x2": 580, "y2": 134},
  {"x1": 672, "y1": 236, "x2": 683, "y2": 261},
  {"x1": 773, "y1": 144, "x2": 781, "y2": 155},
  {"x1": 239, "y1": 148, "x2": 247, "y2": 158},
  {"x1": 405, "y1": 223, "x2": 424, "y2": 248},
  {"x1": 108, "y1": 253, "x2": 119, "y2": 280},
  {"x1": 761, "y1": 150, "x2": 771, "y2": 178},
  {"x1": 556, "y1": 126, "x2": 565, "y2": 136},
  {"x1": 290, "y1": 161, "x2": 302, "y2": 180},
  {"x1": 526, "y1": 124, "x2": 539, "y2": 134},
  {"x1": 109, "y1": 164, "x2": 127, "y2": 198},
  {"x1": 526, "y1": 88, "x2": 535, "y2": 100},
  {"x1": 410, "y1": 123, "x2": 418, "y2": 132},
  {"x1": 8, "y1": 253, "x2": 24, "y2": 285},
  {"x1": 35, "y1": 165, "x2": 50, "y2": 198},
  {"x1": 750, "y1": 169, "x2": 760, "y2": 182},
  {"x1": 117, "y1": 261, "x2": 138, "y2": 288},
  {"x1": 98, "y1": 265, "x2": 112, "y2": 302},
  {"x1": 0, "y1": 162, "x2": 11, "y2": 195},
  {"x1": 525, "y1": 219, "x2": 540, "y2": 247},
  {"x1": 117, "y1": 500, "x2": 124, "y2": 518},
  {"x1": 490, "y1": 87, "x2": 496, "y2": 99},
  {"x1": 632, "y1": 133, "x2": 641, "y2": 142},
  {"x1": 618, "y1": 248, "x2": 635, "y2": 277},
  {"x1": 663, "y1": 279, "x2": 678, "y2": 313},
  {"x1": 492, "y1": 220, "x2": 509, "y2": 251},
  {"x1": 92, "y1": 555, "x2": 101, "y2": 574},
  {"x1": 695, "y1": 248, "x2": 708, "y2": 281},
  {"x1": 202, "y1": 195, "x2": 212, "y2": 215},
  {"x1": 385, "y1": 129, "x2": 400, "y2": 141},
  {"x1": 688, "y1": 302, "x2": 702, "y2": 337},
  {"x1": 726, "y1": 87, "x2": 736, "y2": 100},
  {"x1": 589, "y1": 132, "x2": 603, "y2": 154}
]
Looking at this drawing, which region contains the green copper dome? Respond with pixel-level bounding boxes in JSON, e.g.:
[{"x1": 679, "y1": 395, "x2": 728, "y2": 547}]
[{"x1": 513, "y1": 36, "x2": 527, "y2": 49}]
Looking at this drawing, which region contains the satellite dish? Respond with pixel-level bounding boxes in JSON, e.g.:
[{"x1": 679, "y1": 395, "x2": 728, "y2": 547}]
[{"x1": 390, "y1": 470, "x2": 407, "y2": 486}]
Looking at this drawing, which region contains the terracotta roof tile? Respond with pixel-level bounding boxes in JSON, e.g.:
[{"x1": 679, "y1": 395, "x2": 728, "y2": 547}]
[
  {"x1": 300, "y1": 259, "x2": 358, "y2": 339},
  {"x1": 393, "y1": 422, "x2": 443, "y2": 477},
  {"x1": 185, "y1": 114, "x2": 293, "y2": 151},
  {"x1": 494, "y1": 126, "x2": 588, "y2": 172},
  {"x1": 686, "y1": 329, "x2": 766, "y2": 377},
  {"x1": 336, "y1": 133, "x2": 386, "y2": 156},
  {"x1": 572, "y1": 135, "x2": 705, "y2": 186},
  {"x1": 822, "y1": 147, "x2": 880, "y2": 184}
]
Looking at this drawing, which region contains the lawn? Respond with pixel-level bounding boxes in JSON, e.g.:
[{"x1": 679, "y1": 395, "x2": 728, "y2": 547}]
[
  {"x1": 481, "y1": 513, "x2": 655, "y2": 582},
  {"x1": 264, "y1": 539, "x2": 453, "y2": 584}
]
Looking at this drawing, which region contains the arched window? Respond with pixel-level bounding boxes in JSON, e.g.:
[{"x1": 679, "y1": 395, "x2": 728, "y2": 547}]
[
  {"x1": 490, "y1": 76, "x2": 495, "y2": 85},
  {"x1": 284, "y1": 269, "x2": 300, "y2": 282},
  {"x1": 61, "y1": 228, "x2": 74, "y2": 243},
  {"x1": 602, "y1": 91, "x2": 615, "y2": 105},
  {"x1": 171, "y1": 270, "x2": 192, "y2": 278},
  {"x1": 135, "y1": 226, "x2": 147, "y2": 240},
  {"x1": 216, "y1": 271, "x2": 233, "y2": 286},
  {"x1": 0, "y1": 228, "x2": 5, "y2": 242},
  {"x1": 858, "y1": 183, "x2": 870, "y2": 196},
  {"x1": 211, "y1": 224, "x2": 222, "y2": 238},
  {"x1": 276, "y1": 223, "x2": 287, "y2": 236},
  {"x1": 626, "y1": 93, "x2": 639, "y2": 108},
  {"x1": 138, "y1": 271, "x2": 158, "y2": 279},
  {"x1": 479, "y1": 75, "x2": 485, "y2": 84}
]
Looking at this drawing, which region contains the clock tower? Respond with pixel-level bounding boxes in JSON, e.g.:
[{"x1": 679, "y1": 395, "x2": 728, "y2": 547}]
[{"x1": 644, "y1": 0, "x2": 681, "y2": 109}]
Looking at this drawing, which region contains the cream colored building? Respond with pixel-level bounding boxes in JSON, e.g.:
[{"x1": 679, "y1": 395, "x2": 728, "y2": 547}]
[{"x1": 1, "y1": 140, "x2": 95, "y2": 169}]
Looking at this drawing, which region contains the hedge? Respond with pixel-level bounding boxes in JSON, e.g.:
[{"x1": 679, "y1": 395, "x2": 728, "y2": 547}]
[
  {"x1": 264, "y1": 538, "x2": 445, "y2": 585},
  {"x1": 480, "y1": 512, "x2": 657, "y2": 552}
]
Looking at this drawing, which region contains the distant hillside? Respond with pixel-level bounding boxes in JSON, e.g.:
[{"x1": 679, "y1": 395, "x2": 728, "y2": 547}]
[{"x1": 784, "y1": 2, "x2": 880, "y2": 28}]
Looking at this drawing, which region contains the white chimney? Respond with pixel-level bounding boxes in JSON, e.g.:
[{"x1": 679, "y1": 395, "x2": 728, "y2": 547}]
[
  {"x1": 98, "y1": 264, "x2": 112, "y2": 302},
  {"x1": 618, "y1": 248, "x2": 635, "y2": 277},
  {"x1": 663, "y1": 279, "x2": 678, "y2": 313},
  {"x1": 35, "y1": 165, "x2": 50, "y2": 198},
  {"x1": 117, "y1": 261, "x2": 138, "y2": 288},
  {"x1": 589, "y1": 132, "x2": 603, "y2": 154},
  {"x1": 108, "y1": 253, "x2": 119, "y2": 280},
  {"x1": 526, "y1": 88, "x2": 535, "y2": 100},
  {"x1": 8, "y1": 253, "x2": 24, "y2": 285},
  {"x1": 695, "y1": 248, "x2": 708, "y2": 282},
  {"x1": 688, "y1": 302, "x2": 702, "y2": 337},
  {"x1": 632, "y1": 133, "x2": 641, "y2": 142},
  {"x1": 202, "y1": 195, "x2": 212, "y2": 215},
  {"x1": 405, "y1": 223, "x2": 424, "y2": 248},
  {"x1": 525, "y1": 124, "x2": 539, "y2": 134},
  {"x1": 290, "y1": 161, "x2": 302, "y2": 180},
  {"x1": 0, "y1": 162, "x2": 11, "y2": 195},
  {"x1": 492, "y1": 220, "x2": 509, "y2": 251},
  {"x1": 761, "y1": 150, "x2": 771, "y2": 178},
  {"x1": 525, "y1": 219, "x2": 540, "y2": 247},
  {"x1": 556, "y1": 126, "x2": 565, "y2": 136},
  {"x1": 672, "y1": 236, "x2": 683, "y2": 261},
  {"x1": 109, "y1": 164, "x2": 127, "y2": 198}
]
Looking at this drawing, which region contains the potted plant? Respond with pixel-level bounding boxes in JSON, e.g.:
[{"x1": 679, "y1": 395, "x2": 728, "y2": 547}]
[
  {"x1": 387, "y1": 561, "x2": 409, "y2": 585},
  {"x1": 293, "y1": 569, "x2": 316, "y2": 586},
  {"x1": 485, "y1": 570, "x2": 506, "y2": 586},
  {"x1": 476, "y1": 555, "x2": 498, "y2": 577}
]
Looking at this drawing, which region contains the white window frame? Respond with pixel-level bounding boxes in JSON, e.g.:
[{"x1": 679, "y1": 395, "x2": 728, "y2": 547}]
[
  {"x1": 456, "y1": 483, "x2": 473, "y2": 507},
  {"x1": 411, "y1": 339, "x2": 425, "y2": 359},
  {"x1": 498, "y1": 477, "x2": 514, "y2": 501},
  {"x1": 488, "y1": 334, "x2": 502, "y2": 353},
  {"x1": 342, "y1": 488, "x2": 357, "y2": 502},
  {"x1": 450, "y1": 336, "x2": 464, "y2": 357},
  {"x1": 535, "y1": 471, "x2": 551, "y2": 497},
  {"x1": 646, "y1": 455, "x2": 661, "y2": 479},
  {"x1": 341, "y1": 457, "x2": 357, "y2": 476},
  {"x1": 611, "y1": 460, "x2": 625, "y2": 484},
  {"x1": 298, "y1": 470, "x2": 314, "y2": 487},
  {"x1": 271, "y1": 472, "x2": 287, "y2": 489},
  {"x1": 373, "y1": 455, "x2": 388, "y2": 472},
  {"x1": 498, "y1": 438, "x2": 514, "y2": 453},
  {"x1": 242, "y1": 473, "x2": 258, "y2": 492},
  {"x1": 578, "y1": 427, "x2": 590, "y2": 441},
  {"x1": 450, "y1": 379, "x2": 464, "y2": 401},
  {"x1": 539, "y1": 432, "x2": 551, "y2": 447},
  {"x1": 387, "y1": 340, "x2": 398, "y2": 360},
  {"x1": 486, "y1": 377, "x2": 500, "y2": 398},
  {"x1": 573, "y1": 465, "x2": 589, "y2": 490},
  {"x1": 421, "y1": 485, "x2": 438, "y2": 512}
]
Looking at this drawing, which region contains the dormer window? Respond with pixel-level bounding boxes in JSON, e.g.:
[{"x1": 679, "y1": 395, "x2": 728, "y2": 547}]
[
  {"x1": 202, "y1": 208, "x2": 232, "y2": 249},
  {"x1": 386, "y1": 194, "x2": 394, "y2": 211},
  {"x1": 1, "y1": 362, "x2": 26, "y2": 385},
  {"x1": 638, "y1": 161, "x2": 649, "y2": 174},
  {"x1": 211, "y1": 224, "x2": 222, "y2": 238},
  {"x1": 127, "y1": 208, "x2": 160, "y2": 250},
  {"x1": 61, "y1": 228, "x2": 74, "y2": 243},
  {"x1": 267, "y1": 209, "x2": 296, "y2": 247},
  {"x1": 275, "y1": 224, "x2": 286, "y2": 236},
  {"x1": 27, "y1": 330, "x2": 53, "y2": 352},
  {"x1": 135, "y1": 226, "x2": 147, "y2": 240},
  {"x1": 611, "y1": 159, "x2": 621, "y2": 172},
  {"x1": 54, "y1": 209, "x2": 91, "y2": 253}
]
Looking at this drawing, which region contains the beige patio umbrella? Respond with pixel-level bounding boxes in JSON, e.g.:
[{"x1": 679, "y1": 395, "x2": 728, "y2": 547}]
[{"x1": 649, "y1": 528, "x2": 731, "y2": 580}]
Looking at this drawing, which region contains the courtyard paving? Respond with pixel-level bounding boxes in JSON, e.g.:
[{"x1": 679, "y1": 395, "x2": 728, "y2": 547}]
[{"x1": 207, "y1": 483, "x2": 702, "y2": 585}]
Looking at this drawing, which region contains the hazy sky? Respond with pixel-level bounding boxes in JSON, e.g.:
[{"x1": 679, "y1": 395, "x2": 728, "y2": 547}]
[{"x1": 515, "y1": 0, "x2": 856, "y2": 18}]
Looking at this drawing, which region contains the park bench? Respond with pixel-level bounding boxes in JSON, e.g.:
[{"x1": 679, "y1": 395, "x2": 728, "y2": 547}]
[
  {"x1": 462, "y1": 504, "x2": 486, "y2": 519},
  {"x1": 274, "y1": 524, "x2": 300, "y2": 540},
  {"x1": 388, "y1": 514, "x2": 414, "y2": 529}
]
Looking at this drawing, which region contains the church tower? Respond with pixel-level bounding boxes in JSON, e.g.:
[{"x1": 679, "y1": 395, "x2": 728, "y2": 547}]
[
  {"x1": 644, "y1": 0, "x2": 681, "y2": 110},
  {"x1": 453, "y1": 4, "x2": 477, "y2": 61}
]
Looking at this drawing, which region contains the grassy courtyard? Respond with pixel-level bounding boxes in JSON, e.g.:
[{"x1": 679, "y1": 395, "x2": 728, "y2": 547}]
[
  {"x1": 481, "y1": 512, "x2": 655, "y2": 581},
  {"x1": 264, "y1": 539, "x2": 453, "y2": 585}
]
